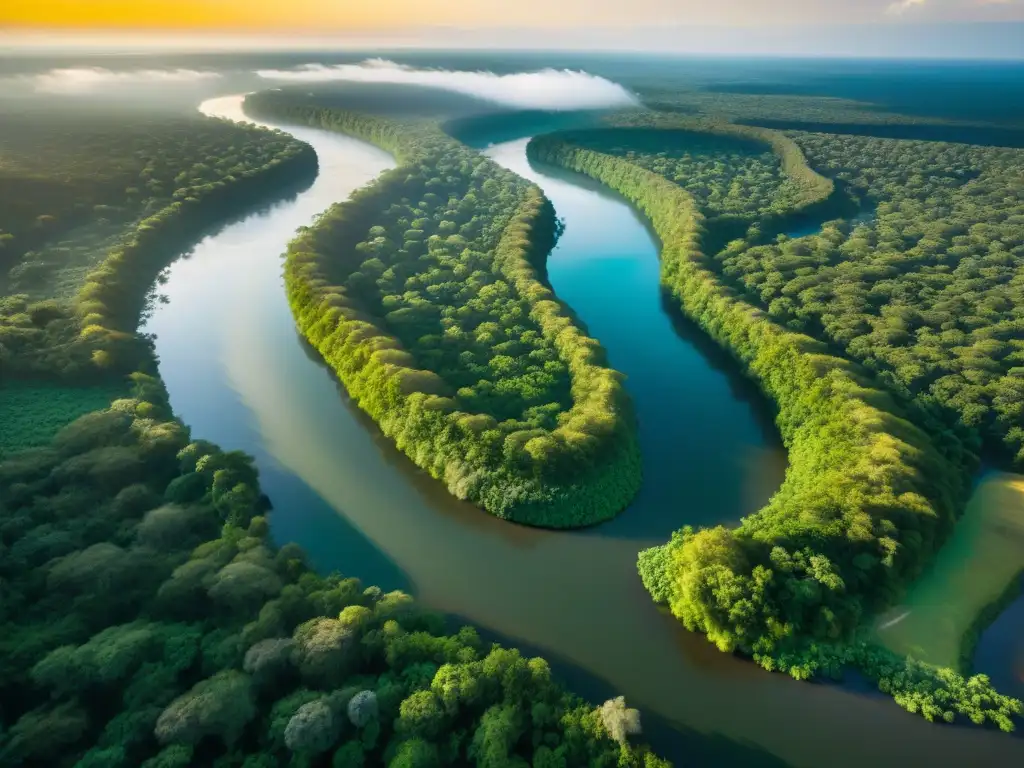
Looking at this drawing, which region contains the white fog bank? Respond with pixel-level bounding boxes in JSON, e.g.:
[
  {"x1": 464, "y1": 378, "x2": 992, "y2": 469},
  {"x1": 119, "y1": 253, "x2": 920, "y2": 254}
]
[
  {"x1": 27, "y1": 67, "x2": 223, "y2": 94},
  {"x1": 255, "y1": 59, "x2": 639, "y2": 111}
]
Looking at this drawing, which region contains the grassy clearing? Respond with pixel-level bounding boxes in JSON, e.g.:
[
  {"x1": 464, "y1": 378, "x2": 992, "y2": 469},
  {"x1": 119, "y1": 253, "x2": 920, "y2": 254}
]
[
  {"x1": 0, "y1": 382, "x2": 125, "y2": 458},
  {"x1": 874, "y1": 471, "x2": 1024, "y2": 670},
  {"x1": 5, "y1": 220, "x2": 131, "y2": 301}
]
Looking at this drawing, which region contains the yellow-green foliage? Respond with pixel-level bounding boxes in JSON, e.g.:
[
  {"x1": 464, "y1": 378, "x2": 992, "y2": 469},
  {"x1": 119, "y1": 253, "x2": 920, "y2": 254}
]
[
  {"x1": 719, "y1": 131, "x2": 1024, "y2": 467},
  {"x1": 246, "y1": 91, "x2": 640, "y2": 528},
  {"x1": 0, "y1": 182, "x2": 664, "y2": 768},
  {"x1": 531, "y1": 135, "x2": 953, "y2": 629},
  {"x1": 607, "y1": 113, "x2": 834, "y2": 212}
]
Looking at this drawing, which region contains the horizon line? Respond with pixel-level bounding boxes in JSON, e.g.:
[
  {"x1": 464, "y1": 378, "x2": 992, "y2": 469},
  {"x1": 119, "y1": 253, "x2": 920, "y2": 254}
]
[{"x1": 2, "y1": 43, "x2": 1024, "y2": 63}]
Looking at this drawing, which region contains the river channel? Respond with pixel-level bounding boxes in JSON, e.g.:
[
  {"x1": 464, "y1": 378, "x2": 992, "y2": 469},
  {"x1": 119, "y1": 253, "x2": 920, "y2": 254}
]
[{"x1": 142, "y1": 94, "x2": 1024, "y2": 767}]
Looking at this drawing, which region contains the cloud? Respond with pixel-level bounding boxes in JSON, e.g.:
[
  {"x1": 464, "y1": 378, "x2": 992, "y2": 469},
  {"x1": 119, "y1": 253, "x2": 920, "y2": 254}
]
[
  {"x1": 886, "y1": 0, "x2": 927, "y2": 14},
  {"x1": 26, "y1": 67, "x2": 222, "y2": 94},
  {"x1": 255, "y1": 59, "x2": 638, "y2": 111}
]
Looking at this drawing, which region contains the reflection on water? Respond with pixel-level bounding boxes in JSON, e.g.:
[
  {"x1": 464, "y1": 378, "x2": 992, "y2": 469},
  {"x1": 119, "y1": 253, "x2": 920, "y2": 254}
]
[{"x1": 143, "y1": 95, "x2": 1024, "y2": 767}]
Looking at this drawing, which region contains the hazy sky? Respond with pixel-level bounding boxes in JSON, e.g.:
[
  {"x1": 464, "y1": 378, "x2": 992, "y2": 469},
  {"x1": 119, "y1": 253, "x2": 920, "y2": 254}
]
[
  {"x1": 5, "y1": 0, "x2": 1024, "y2": 31},
  {"x1": 3, "y1": 0, "x2": 1023, "y2": 58}
]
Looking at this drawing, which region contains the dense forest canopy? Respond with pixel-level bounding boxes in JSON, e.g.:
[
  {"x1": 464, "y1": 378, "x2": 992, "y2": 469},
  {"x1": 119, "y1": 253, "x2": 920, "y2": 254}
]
[
  {"x1": 0, "y1": 394, "x2": 663, "y2": 767},
  {"x1": 550, "y1": 128, "x2": 802, "y2": 221},
  {"x1": 0, "y1": 105, "x2": 316, "y2": 391},
  {"x1": 575, "y1": 114, "x2": 1024, "y2": 471},
  {"x1": 714, "y1": 131, "x2": 1024, "y2": 466},
  {"x1": 243, "y1": 90, "x2": 641, "y2": 527},
  {"x1": 0, "y1": 108, "x2": 307, "y2": 292}
]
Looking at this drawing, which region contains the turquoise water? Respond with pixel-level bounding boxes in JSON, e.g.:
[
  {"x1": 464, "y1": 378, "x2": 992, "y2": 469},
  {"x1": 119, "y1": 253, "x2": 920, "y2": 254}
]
[
  {"x1": 483, "y1": 137, "x2": 783, "y2": 537},
  {"x1": 143, "y1": 97, "x2": 1024, "y2": 767}
]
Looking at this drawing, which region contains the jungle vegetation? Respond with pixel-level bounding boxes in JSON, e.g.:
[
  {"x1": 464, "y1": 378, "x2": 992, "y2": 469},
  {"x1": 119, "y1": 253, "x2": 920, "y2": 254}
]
[
  {"x1": 550, "y1": 122, "x2": 835, "y2": 254},
  {"x1": 0, "y1": 106, "x2": 317, "y2": 384},
  {"x1": 243, "y1": 90, "x2": 641, "y2": 528},
  {"x1": 527, "y1": 129, "x2": 1023, "y2": 730},
  {"x1": 714, "y1": 131, "x2": 1024, "y2": 468},
  {"x1": 551, "y1": 128, "x2": 806, "y2": 221},
  {"x1": 0, "y1": 392, "x2": 664, "y2": 768},
  {"x1": 583, "y1": 119, "x2": 1024, "y2": 472},
  {"x1": 0, "y1": 98, "x2": 664, "y2": 767},
  {"x1": 0, "y1": 107, "x2": 314, "y2": 293}
]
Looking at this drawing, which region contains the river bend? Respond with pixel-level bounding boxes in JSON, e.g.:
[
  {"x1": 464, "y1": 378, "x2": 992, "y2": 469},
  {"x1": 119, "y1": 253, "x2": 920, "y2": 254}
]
[{"x1": 141, "y1": 95, "x2": 1024, "y2": 767}]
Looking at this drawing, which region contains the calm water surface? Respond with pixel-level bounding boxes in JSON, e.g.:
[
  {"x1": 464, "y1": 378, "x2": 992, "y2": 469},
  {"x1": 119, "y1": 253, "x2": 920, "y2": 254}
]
[{"x1": 143, "y1": 95, "x2": 1024, "y2": 767}]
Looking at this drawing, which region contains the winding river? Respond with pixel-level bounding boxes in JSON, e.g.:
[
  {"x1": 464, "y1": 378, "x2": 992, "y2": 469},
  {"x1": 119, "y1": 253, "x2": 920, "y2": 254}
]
[{"x1": 142, "y1": 95, "x2": 1024, "y2": 767}]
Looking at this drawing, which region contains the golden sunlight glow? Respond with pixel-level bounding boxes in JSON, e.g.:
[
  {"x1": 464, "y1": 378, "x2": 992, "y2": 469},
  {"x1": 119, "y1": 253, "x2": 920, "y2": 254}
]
[
  {"x1": 0, "y1": 0, "x2": 507, "y2": 31},
  {"x1": 0, "y1": 0, "x2": 803, "y2": 32},
  {"x1": 1, "y1": 0, "x2": 667, "y2": 31},
  {"x1": 3, "y1": 0, "x2": 1022, "y2": 33}
]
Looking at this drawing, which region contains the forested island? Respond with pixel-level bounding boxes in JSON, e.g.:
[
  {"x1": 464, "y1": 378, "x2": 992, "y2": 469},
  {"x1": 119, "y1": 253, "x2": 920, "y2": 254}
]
[
  {"x1": 0, "y1": 103, "x2": 663, "y2": 766},
  {"x1": 243, "y1": 91, "x2": 641, "y2": 528}
]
